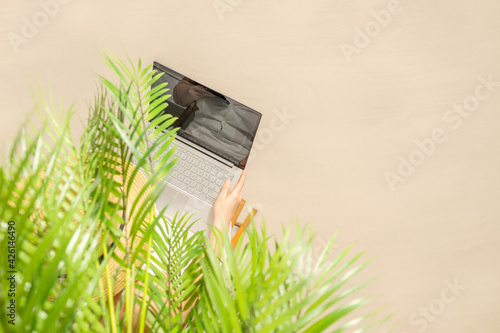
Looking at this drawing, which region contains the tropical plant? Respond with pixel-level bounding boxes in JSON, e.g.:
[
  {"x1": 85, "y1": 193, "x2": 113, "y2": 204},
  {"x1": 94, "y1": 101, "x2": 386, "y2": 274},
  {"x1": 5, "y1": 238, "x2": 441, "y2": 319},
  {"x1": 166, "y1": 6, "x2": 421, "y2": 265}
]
[{"x1": 0, "y1": 54, "x2": 389, "y2": 333}]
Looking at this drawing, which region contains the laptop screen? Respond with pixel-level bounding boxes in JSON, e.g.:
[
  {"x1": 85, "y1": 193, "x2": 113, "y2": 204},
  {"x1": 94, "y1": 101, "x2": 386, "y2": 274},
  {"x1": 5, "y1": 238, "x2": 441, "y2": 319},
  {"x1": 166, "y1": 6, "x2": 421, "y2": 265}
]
[{"x1": 151, "y1": 62, "x2": 262, "y2": 168}]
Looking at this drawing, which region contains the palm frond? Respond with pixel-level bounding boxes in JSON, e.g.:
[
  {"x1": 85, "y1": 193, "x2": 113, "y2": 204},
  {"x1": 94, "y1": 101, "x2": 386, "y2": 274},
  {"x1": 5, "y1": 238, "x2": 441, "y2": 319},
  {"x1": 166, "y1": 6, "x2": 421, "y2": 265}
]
[{"x1": 187, "y1": 222, "x2": 380, "y2": 333}]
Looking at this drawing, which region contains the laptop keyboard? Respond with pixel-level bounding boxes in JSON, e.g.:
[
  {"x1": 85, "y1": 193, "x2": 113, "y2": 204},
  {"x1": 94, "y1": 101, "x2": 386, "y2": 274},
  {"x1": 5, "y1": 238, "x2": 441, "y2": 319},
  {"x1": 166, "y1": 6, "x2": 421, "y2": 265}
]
[{"x1": 165, "y1": 146, "x2": 234, "y2": 205}]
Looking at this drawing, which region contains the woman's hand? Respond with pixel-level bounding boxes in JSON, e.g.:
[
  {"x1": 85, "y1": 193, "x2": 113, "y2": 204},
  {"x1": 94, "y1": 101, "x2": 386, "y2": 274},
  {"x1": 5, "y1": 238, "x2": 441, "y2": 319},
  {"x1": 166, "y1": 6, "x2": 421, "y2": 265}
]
[{"x1": 212, "y1": 170, "x2": 246, "y2": 231}]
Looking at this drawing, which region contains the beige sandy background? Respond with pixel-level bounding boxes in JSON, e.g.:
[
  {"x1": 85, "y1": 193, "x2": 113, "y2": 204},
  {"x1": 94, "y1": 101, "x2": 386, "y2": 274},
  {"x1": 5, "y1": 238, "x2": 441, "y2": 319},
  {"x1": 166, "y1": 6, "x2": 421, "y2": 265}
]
[{"x1": 1, "y1": 0, "x2": 499, "y2": 331}]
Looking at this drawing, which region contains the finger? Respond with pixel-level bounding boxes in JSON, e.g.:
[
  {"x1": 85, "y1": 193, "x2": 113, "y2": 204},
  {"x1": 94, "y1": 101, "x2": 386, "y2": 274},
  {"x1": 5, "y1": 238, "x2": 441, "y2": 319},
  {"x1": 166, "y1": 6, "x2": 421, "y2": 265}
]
[
  {"x1": 192, "y1": 85, "x2": 205, "y2": 92},
  {"x1": 193, "y1": 86, "x2": 214, "y2": 97},
  {"x1": 200, "y1": 90, "x2": 215, "y2": 99},
  {"x1": 217, "y1": 180, "x2": 231, "y2": 200},
  {"x1": 230, "y1": 170, "x2": 246, "y2": 196}
]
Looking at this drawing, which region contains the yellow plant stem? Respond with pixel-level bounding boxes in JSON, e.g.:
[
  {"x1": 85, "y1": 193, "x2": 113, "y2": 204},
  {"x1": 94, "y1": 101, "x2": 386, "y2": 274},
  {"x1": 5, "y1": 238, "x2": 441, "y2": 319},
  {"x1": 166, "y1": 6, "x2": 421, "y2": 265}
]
[
  {"x1": 97, "y1": 262, "x2": 109, "y2": 331},
  {"x1": 126, "y1": 265, "x2": 134, "y2": 333},
  {"x1": 138, "y1": 209, "x2": 155, "y2": 333},
  {"x1": 102, "y1": 243, "x2": 118, "y2": 333}
]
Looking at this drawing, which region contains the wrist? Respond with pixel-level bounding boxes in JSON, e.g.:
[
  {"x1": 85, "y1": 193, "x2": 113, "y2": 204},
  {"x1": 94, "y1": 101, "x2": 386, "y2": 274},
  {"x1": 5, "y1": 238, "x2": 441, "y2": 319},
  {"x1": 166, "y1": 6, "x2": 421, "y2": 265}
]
[{"x1": 213, "y1": 215, "x2": 228, "y2": 231}]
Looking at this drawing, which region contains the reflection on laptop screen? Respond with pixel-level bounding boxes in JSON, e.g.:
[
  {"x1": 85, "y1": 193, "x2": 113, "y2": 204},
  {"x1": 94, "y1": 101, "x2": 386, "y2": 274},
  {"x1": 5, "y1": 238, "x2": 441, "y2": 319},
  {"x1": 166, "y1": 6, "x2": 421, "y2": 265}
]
[{"x1": 152, "y1": 62, "x2": 261, "y2": 168}]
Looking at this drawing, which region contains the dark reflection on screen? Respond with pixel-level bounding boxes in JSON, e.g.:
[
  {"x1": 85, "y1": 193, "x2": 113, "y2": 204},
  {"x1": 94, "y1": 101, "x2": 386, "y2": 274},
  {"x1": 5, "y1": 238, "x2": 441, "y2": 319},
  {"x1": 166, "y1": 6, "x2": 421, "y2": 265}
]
[{"x1": 151, "y1": 62, "x2": 261, "y2": 168}]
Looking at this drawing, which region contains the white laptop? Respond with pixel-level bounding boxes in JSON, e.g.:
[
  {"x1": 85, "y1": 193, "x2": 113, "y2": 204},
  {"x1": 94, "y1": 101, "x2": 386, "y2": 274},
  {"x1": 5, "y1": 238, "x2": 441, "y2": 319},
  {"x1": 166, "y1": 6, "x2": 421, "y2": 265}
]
[{"x1": 148, "y1": 61, "x2": 262, "y2": 234}]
